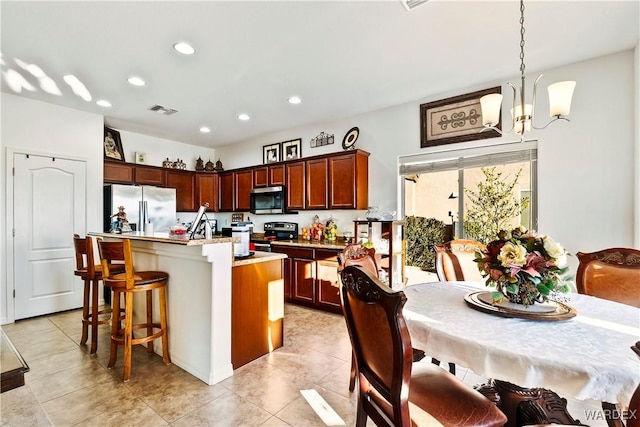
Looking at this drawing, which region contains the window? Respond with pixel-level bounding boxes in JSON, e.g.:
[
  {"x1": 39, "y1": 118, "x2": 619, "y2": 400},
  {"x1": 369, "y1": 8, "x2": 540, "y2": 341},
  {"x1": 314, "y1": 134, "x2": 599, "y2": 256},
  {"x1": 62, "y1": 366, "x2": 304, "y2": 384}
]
[{"x1": 400, "y1": 141, "x2": 537, "y2": 241}]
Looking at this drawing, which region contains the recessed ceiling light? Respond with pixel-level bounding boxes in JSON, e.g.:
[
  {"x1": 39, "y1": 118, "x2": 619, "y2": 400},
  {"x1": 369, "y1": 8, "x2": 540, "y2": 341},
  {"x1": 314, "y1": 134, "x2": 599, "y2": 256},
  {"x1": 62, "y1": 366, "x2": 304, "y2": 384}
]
[
  {"x1": 200, "y1": 126, "x2": 211, "y2": 133},
  {"x1": 173, "y1": 42, "x2": 195, "y2": 55},
  {"x1": 96, "y1": 99, "x2": 112, "y2": 107},
  {"x1": 238, "y1": 113, "x2": 250, "y2": 121},
  {"x1": 288, "y1": 96, "x2": 302, "y2": 105},
  {"x1": 127, "y1": 76, "x2": 146, "y2": 86}
]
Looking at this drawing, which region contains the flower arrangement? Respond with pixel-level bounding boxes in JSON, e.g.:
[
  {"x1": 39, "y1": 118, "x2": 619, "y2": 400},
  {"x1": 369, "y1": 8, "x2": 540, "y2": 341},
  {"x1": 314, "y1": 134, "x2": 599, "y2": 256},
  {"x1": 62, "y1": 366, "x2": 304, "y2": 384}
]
[{"x1": 474, "y1": 227, "x2": 572, "y2": 306}]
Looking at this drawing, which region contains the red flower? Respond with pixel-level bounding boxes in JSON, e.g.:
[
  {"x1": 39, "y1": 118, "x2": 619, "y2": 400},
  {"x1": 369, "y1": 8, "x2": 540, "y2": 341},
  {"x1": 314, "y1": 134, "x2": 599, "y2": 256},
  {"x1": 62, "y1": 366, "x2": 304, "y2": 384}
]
[{"x1": 486, "y1": 240, "x2": 506, "y2": 257}]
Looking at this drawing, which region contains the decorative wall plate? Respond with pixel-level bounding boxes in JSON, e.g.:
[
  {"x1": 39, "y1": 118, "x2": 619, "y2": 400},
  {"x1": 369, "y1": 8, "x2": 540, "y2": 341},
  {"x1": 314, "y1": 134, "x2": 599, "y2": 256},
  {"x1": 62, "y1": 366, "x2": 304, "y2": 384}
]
[
  {"x1": 342, "y1": 126, "x2": 359, "y2": 150},
  {"x1": 464, "y1": 291, "x2": 577, "y2": 321}
]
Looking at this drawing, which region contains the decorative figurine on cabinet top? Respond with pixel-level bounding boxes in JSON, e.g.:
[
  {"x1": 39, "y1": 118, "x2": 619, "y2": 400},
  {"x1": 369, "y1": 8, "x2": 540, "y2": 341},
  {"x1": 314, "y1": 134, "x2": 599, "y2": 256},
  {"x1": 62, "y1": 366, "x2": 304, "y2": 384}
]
[
  {"x1": 215, "y1": 158, "x2": 224, "y2": 171},
  {"x1": 205, "y1": 159, "x2": 215, "y2": 172},
  {"x1": 195, "y1": 157, "x2": 205, "y2": 171}
]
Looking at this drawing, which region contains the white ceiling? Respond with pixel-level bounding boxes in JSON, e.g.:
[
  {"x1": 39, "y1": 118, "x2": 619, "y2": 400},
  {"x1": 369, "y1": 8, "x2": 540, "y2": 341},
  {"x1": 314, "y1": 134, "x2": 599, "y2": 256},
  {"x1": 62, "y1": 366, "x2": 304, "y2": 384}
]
[{"x1": 2, "y1": 1, "x2": 638, "y2": 148}]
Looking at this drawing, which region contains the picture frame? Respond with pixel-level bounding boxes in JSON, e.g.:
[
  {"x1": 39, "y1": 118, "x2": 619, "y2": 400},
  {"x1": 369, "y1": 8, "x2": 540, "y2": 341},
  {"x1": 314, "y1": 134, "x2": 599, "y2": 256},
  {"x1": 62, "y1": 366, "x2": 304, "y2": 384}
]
[
  {"x1": 104, "y1": 126, "x2": 125, "y2": 162},
  {"x1": 420, "y1": 86, "x2": 501, "y2": 148},
  {"x1": 281, "y1": 138, "x2": 302, "y2": 160},
  {"x1": 135, "y1": 152, "x2": 146, "y2": 164},
  {"x1": 263, "y1": 143, "x2": 281, "y2": 164}
]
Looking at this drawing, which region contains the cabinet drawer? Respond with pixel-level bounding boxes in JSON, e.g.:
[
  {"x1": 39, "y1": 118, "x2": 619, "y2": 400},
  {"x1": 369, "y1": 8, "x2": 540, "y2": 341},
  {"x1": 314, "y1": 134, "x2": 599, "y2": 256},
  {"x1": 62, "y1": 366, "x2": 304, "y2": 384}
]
[
  {"x1": 316, "y1": 249, "x2": 340, "y2": 261},
  {"x1": 272, "y1": 246, "x2": 314, "y2": 260}
]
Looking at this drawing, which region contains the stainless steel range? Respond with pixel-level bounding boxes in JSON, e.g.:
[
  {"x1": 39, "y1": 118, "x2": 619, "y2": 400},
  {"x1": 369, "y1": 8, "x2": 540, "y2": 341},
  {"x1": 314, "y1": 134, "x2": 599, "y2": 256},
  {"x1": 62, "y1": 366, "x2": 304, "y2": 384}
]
[{"x1": 263, "y1": 222, "x2": 298, "y2": 240}]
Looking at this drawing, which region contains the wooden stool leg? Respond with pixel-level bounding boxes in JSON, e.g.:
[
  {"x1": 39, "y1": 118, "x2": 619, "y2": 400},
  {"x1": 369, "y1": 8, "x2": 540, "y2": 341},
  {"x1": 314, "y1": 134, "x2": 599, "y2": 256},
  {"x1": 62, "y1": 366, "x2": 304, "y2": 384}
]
[
  {"x1": 159, "y1": 286, "x2": 170, "y2": 365},
  {"x1": 80, "y1": 279, "x2": 90, "y2": 346},
  {"x1": 123, "y1": 291, "x2": 134, "y2": 382},
  {"x1": 146, "y1": 289, "x2": 153, "y2": 354},
  {"x1": 90, "y1": 278, "x2": 100, "y2": 354},
  {"x1": 349, "y1": 352, "x2": 356, "y2": 392},
  {"x1": 108, "y1": 289, "x2": 120, "y2": 369}
]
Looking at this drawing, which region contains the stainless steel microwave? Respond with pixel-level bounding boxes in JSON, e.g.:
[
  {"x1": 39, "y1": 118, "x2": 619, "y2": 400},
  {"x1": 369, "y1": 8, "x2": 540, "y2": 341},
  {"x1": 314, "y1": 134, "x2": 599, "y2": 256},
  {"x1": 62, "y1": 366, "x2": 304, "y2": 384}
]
[{"x1": 250, "y1": 186, "x2": 287, "y2": 214}]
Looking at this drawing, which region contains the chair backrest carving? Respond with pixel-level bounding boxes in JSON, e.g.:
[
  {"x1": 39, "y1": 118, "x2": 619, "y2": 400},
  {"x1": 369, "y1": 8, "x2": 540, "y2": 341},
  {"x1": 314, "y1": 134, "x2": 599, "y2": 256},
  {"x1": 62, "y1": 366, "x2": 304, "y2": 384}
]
[
  {"x1": 340, "y1": 265, "x2": 413, "y2": 426},
  {"x1": 435, "y1": 239, "x2": 486, "y2": 282},
  {"x1": 338, "y1": 244, "x2": 379, "y2": 278},
  {"x1": 576, "y1": 248, "x2": 640, "y2": 308}
]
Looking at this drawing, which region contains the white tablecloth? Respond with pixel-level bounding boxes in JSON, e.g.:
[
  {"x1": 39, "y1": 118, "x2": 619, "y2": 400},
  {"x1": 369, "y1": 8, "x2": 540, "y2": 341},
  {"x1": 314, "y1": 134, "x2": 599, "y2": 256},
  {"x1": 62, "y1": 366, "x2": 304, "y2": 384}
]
[{"x1": 403, "y1": 281, "x2": 640, "y2": 406}]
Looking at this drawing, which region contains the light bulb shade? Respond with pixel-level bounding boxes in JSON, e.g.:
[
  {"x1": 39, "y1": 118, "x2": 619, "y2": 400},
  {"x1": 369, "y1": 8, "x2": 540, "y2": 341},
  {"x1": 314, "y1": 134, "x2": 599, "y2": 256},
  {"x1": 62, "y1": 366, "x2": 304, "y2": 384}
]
[
  {"x1": 548, "y1": 81, "x2": 576, "y2": 117},
  {"x1": 511, "y1": 104, "x2": 533, "y2": 134},
  {"x1": 480, "y1": 93, "x2": 503, "y2": 127}
]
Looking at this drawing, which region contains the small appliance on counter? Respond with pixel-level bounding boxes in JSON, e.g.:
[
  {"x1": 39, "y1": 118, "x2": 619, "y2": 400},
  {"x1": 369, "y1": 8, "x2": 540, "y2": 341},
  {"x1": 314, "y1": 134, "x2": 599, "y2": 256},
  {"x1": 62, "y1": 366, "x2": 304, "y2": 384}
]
[{"x1": 222, "y1": 226, "x2": 252, "y2": 258}]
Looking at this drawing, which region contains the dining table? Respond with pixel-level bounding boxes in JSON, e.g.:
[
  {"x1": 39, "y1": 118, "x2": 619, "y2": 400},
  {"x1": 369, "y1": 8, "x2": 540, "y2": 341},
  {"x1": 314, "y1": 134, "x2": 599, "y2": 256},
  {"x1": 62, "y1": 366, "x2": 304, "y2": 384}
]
[{"x1": 402, "y1": 281, "x2": 640, "y2": 427}]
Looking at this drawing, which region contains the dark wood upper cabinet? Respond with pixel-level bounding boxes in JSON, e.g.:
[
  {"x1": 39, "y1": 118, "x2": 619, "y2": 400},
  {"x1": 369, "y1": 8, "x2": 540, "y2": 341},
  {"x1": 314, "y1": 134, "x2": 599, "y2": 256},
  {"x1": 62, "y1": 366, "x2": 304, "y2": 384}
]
[
  {"x1": 329, "y1": 151, "x2": 369, "y2": 209},
  {"x1": 135, "y1": 165, "x2": 166, "y2": 186},
  {"x1": 166, "y1": 170, "x2": 195, "y2": 212},
  {"x1": 269, "y1": 164, "x2": 285, "y2": 186},
  {"x1": 306, "y1": 158, "x2": 329, "y2": 210},
  {"x1": 253, "y1": 167, "x2": 268, "y2": 188},
  {"x1": 286, "y1": 161, "x2": 305, "y2": 211},
  {"x1": 104, "y1": 161, "x2": 134, "y2": 184},
  {"x1": 196, "y1": 173, "x2": 218, "y2": 211},
  {"x1": 254, "y1": 164, "x2": 285, "y2": 188},
  {"x1": 234, "y1": 169, "x2": 253, "y2": 211},
  {"x1": 218, "y1": 171, "x2": 234, "y2": 212}
]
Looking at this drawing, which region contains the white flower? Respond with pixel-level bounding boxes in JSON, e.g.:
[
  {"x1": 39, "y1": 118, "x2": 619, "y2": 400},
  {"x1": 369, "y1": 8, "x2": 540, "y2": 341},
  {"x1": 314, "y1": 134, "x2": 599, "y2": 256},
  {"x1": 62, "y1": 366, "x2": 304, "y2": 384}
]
[
  {"x1": 543, "y1": 236, "x2": 566, "y2": 262},
  {"x1": 498, "y1": 242, "x2": 527, "y2": 267}
]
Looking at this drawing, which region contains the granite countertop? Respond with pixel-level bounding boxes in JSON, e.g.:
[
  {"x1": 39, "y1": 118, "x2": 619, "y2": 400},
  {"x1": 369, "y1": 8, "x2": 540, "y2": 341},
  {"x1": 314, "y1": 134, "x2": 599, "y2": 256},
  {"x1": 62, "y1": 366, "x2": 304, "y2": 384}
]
[
  {"x1": 232, "y1": 251, "x2": 287, "y2": 267},
  {"x1": 89, "y1": 232, "x2": 234, "y2": 246}
]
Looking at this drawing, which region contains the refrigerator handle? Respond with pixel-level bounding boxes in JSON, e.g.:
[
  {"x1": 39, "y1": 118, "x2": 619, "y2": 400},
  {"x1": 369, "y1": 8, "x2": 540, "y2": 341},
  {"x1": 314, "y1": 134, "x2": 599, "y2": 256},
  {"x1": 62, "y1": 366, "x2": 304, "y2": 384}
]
[{"x1": 139, "y1": 201, "x2": 148, "y2": 232}]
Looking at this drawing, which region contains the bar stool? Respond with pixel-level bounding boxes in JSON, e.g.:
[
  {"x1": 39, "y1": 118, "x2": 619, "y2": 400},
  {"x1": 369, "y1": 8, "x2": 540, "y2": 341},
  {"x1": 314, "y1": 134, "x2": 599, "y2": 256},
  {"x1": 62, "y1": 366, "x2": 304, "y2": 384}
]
[
  {"x1": 98, "y1": 238, "x2": 170, "y2": 381},
  {"x1": 73, "y1": 234, "x2": 124, "y2": 354}
]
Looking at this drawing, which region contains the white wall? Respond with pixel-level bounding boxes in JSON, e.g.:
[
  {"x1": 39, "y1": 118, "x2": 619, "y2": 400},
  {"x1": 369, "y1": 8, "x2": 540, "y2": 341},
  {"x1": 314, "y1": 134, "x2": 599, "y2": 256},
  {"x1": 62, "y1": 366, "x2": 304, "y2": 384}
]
[
  {"x1": 1, "y1": 94, "x2": 104, "y2": 323},
  {"x1": 215, "y1": 49, "x2": 639, "y2": 258},
  {"x1": 116, "y1": 129, "x2": 215, "y2": 171}
]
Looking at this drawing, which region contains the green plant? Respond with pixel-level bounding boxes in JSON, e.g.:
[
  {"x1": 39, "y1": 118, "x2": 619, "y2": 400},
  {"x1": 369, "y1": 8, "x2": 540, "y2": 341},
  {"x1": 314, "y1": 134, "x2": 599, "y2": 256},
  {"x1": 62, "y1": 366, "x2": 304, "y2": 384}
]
[
  {"x1": 405, "y1": 216, "x2": 446, "y2": 271},
  {"x1": 464, "y1": 167, "x2": 530, "y2": 244}
]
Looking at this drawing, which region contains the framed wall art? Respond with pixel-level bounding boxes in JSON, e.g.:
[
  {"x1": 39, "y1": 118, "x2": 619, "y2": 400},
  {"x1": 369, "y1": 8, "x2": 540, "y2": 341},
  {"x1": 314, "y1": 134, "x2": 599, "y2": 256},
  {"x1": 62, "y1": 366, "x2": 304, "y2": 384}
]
[
  {"x1": 263, "y1": 143, "x2": 280, "y2": 164},
  {"x1": 104, "y1": 126, "x2": 125, "y2": 161},
  {"x1": 420, "y1": 86, "x2": 501, "y2": 148},
  {"x1": 282, "y1": 138, "x2": 302, "y2": 160}
]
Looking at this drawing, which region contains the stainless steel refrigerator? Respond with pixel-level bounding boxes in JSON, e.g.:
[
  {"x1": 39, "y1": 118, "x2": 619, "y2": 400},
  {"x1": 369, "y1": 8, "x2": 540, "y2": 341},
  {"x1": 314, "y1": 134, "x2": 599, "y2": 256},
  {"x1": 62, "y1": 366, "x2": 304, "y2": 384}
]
[{"x1": 103, "y1": 184, "x2": 177, "y2": 233}]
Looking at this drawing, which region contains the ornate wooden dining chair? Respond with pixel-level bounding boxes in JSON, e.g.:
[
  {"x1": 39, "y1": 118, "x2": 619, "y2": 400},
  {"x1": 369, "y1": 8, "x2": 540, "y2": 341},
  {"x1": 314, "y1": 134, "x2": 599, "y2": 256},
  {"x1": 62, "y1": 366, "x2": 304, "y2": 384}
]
[
  {"x1": 576, "y1": 248, "x2": 640, "y2": 308},
  {"x1": 432, "y1": 238, "x2": 486, "y2": 375},
  {"x1": 340, "y1": 265, "x2": 507, "y2": 427},
  {"x1": 435, "y1": 239, "x2": 486, "y2": 283}
]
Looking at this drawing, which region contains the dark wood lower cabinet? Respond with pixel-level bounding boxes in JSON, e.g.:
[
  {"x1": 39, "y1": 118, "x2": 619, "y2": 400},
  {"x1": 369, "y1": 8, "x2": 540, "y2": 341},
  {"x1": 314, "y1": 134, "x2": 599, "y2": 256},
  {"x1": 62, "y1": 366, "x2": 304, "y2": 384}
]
[
  {"x1": 232, "y1": 259, "x2": 284, "y2": 369},
  {"x1": 273, "y1": 245, "x2": 342, "y2": 314}
]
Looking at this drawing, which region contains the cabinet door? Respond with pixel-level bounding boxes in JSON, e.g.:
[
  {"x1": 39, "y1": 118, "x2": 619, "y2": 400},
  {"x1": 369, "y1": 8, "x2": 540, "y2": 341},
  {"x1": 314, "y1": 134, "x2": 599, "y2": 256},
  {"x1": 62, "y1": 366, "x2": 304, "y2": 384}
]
[
  {"x1": 292, "y1": 258, "x2": 315, "y2": 303},
  {"x1": 253, "y1": 167, "x2": 268, "y2": 188},
  {"x1": 234, "y1": 169, "x2": 253, "y2": 211},
  {"x1": 218, "y1": 171, "x2": 234, "y2": 212},
  {"x1": 269, "y1": 164, "x2": 285, "y2": 186},
  {"x1": 135, "y1": 165, "x2": 166, "y2": 186},
  {"x1": 104, "y1": 161, "x2": 134, "y2": 184},
  {"x1": 286, "y1": 161, "x2": 305, "y2": 211},
  {"x1": 306, "y1": 158, "x2": 328, "y2": 210},
  {"x1": 196, "y1": 174, "x2": 218, "y2": 211},
  {"x1": 317, "y1": 260, "x2": 341, "y2": 310},
  {"x1": 166, "y1": 170, "x2": 195, "y2": 212},
  {"x1": 328, "y1": 154, "x2": 357, "y2": 209}
]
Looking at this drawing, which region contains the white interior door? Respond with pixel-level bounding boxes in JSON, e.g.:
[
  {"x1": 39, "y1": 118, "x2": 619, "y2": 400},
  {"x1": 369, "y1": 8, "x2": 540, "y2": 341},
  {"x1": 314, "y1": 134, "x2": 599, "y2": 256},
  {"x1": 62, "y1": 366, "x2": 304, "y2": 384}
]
[{"x1": 13, "y1": 153, "x2": 86, "y2": 319}]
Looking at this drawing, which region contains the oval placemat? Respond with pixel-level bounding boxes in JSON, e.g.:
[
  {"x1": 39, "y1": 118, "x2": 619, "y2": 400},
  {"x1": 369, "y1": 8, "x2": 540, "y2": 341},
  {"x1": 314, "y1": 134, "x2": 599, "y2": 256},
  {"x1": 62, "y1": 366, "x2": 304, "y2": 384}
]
[{"x1": 465, "y1": 291, "x2": 577, "y2": 321}]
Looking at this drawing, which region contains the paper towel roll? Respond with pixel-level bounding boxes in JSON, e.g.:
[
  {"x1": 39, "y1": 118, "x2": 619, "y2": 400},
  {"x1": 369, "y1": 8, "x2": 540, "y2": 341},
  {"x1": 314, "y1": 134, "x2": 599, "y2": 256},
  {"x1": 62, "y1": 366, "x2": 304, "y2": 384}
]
[{"x1": 144, "y1": 221, "x2": 154, "y2": 236}]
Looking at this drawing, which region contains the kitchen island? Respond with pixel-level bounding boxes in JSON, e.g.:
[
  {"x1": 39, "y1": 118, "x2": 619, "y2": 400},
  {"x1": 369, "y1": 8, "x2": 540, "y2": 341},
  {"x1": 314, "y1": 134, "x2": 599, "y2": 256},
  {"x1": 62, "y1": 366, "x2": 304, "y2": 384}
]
[{"x1": 90, "y1": 232, "x2": 286, "y2": 385}]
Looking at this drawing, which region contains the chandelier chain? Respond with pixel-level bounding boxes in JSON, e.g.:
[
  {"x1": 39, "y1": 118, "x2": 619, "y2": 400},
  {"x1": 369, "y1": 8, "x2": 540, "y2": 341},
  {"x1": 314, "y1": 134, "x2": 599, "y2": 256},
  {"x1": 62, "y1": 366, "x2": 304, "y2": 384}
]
[{"x1": 519, "y1": 0, "x2": 526, "y2": 77}]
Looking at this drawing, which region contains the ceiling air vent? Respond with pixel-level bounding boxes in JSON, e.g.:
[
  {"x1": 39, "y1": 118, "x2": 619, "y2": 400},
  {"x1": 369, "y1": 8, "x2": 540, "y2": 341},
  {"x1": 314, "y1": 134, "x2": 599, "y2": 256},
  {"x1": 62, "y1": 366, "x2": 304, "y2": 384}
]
[
  {"x1": 149, "y1": 104, "x2": 178, "y2": 115},
  {"x1": 400, "y1": 0, "x2": 430, "y2": 11}
]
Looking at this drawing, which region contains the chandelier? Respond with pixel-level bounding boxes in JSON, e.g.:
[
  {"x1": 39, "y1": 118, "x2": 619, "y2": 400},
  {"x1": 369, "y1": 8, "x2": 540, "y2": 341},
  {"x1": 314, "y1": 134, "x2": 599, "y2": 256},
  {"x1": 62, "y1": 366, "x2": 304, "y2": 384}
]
[{"x1": 480, "y1": 0, "x2": 576, "y2": 141}]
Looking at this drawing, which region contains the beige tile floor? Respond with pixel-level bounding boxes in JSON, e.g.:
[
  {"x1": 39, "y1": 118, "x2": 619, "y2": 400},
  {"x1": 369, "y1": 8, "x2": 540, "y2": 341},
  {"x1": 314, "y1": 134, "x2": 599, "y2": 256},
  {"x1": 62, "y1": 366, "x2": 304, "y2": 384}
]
[{"x1": 1, "y1": 301, "x2": 606, "y2": 426}]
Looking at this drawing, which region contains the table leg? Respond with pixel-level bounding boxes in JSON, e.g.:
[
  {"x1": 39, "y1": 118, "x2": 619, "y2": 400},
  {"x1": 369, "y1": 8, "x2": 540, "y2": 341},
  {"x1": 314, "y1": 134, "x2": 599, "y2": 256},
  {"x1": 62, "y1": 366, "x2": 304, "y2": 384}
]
[{"x1": 475, "y1": 379, "x2": 587, "y2": 427}]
